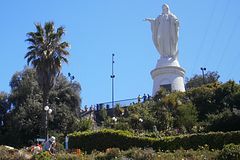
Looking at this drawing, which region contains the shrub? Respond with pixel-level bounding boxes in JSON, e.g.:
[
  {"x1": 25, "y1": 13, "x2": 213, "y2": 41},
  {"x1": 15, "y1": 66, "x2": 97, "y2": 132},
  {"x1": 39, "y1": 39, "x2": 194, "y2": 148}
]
[
  {"x1": 77, "y1": 118, "x2": 93, "y2": 131},
  {"x1": 68, "y1": 129, "x2": 240, "y2": 152},
  {"x1": 55, "y1": 142, "x2": 65, "y2": 152},
  {"x1": 0, "y1": 146, "x2": 27, "y2": 160},
  {"x1": 55, "y1": 152, "x2": 87, "y2": 160},
  {"x1": 176, "y1": 103, "x2": 198, "y2": 132},
  {"x1": 157, "y1": 148, "x2": 219, "y2": 160},
  {"x1": 95, "y1": 148, "x2": 122, "y2": 160},
  {"x1": 113, "y1": 122, "x2": 131, "y2": 131},
  {"x1": 206, "y1": 108, "x2": 240, "y2": 132},
  {"x1": 154, "y1": 131, "x2": 240, "y2": 151},
  {"x1": 125, "y1": 148, "x2": 157, "y2": 160},
  {"x1": 32, "y1": 151, "x2": 52, "y2": 160},
  {"x1": 69, "y1": 129, "x2": 155, "y2": 153},
  {"x1": 105, "y1": 148, "x2": 121, "y2": 159},
  {"x1": 218, "y1": 144, "x2": 240, "y2": 160}
]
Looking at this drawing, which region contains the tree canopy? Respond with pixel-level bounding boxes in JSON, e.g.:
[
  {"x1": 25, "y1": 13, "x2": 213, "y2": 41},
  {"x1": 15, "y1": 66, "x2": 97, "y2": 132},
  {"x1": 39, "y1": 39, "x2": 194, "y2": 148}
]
[
  {"x1": 0, "y1": 68, "x2": 82, "y2": 147},
  {"x1": 185, "y1": 71, "x2": 220, "y2": 89}
]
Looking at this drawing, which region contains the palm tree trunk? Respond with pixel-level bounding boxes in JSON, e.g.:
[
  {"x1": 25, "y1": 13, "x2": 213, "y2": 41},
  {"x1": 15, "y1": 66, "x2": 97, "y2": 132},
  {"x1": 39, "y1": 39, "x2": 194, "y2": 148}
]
[{"x1": 42, "y1": 90, "x2": 49, "y2": 139}]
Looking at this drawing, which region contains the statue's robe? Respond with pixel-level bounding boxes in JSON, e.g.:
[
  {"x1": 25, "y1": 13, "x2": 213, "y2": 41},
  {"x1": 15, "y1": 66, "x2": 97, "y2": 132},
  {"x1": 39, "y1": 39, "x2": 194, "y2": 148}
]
[{"x1": 150, "y1": 13, "x2": 179, "y2": 58}]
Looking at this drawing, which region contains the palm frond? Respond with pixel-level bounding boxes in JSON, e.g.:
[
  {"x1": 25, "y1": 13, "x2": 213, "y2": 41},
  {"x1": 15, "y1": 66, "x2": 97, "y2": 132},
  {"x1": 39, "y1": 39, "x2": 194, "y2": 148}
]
[
  {"x1": 59, "y1": 42, "x2": 69, "y2": 49},
  {"x1": 25, "y1": 21, "x2": 70, "y2": 95},
  {"x1": 56, "y1": 26, "x2": 65, "y2": 38},
  {"x1": 60, "y1": 56, "x2": 68, "y2": 64},
  {"x1": 25, "y1": 38, "x2": 36, "y2": 45},
  {"x1": 44, "y1": 21, "x2": 54, "y2": 37},
  {"x1": 35, "y1": 23, "x2": 44, "y2": 36}
]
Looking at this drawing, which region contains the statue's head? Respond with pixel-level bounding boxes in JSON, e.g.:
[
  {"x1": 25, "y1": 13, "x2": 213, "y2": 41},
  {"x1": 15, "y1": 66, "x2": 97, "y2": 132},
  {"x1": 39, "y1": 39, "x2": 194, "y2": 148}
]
[{"x1": 162, "y1": 4, "x2": 170, "y2": 14}]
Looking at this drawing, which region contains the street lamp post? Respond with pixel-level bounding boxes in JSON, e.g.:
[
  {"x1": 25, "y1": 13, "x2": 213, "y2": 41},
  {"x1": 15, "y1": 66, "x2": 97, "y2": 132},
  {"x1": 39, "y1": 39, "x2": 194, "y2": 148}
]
[
  {"x1": 200, "y1": 67, "x2": 206, "y2": 84},
  {"x1": 110, "y1": 54, "x2": 115, "y2": 108},
  {"x1": 44, "y1": 105, "x2": 52, "y2": 140}
]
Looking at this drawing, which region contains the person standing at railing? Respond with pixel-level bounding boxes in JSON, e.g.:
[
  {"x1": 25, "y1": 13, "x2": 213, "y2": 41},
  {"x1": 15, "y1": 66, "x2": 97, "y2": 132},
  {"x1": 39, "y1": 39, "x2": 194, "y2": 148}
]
[
  {"x1": 143, "y1": 94, "x2": 147, "y2": 102},
  {"x1": 147, "y1": 94, "x2": 151, "y2": 101},
  {"x1": 137, "y1": 95, "x2": 141, "y2": 103},
  {"x1": 84, "y1": 105, "x2": 88, "y2": 112}
]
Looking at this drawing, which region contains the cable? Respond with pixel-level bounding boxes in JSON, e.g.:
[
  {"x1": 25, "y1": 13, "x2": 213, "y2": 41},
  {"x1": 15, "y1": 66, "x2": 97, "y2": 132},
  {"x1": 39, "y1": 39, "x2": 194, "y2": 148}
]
[
  {"x1": 189, "y1": 0, "x2": 217, "y2": 76},
  {"x1": 226, "y1": 49, "x2": 240, "y2": 79},
  {"x1": 204, "y1": 0, "x2": 231, "y2": 67},
  {"x1": 215, "y1": 16, "x2": 240, "y2": 71}
]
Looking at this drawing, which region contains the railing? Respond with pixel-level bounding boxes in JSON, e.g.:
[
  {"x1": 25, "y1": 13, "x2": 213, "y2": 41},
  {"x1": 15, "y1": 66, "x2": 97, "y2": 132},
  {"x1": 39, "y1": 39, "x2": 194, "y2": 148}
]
[
  {"x1": 95, "y1": 98, "x2": 139, "y2": 110},
  {"x1": 81, "y1": 95, "x2": 152, "y2": 116},
  {"x1": 80, "y1": 96, "x2": 152, "y2": 120},
  {"x1": 93, "y1": 95, "x2": 151, "y2": 110}
]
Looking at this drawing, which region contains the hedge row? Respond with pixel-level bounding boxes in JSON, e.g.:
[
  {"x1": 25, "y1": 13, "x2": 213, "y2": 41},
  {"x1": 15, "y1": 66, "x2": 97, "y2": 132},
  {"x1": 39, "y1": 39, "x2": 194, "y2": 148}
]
[{"x1": 68, "y1": 129, "x2": 240, "y2": 153}]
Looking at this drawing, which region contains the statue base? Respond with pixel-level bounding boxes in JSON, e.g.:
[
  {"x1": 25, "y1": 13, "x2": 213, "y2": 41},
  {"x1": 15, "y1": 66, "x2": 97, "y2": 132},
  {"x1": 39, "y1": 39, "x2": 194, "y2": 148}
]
[{"x1": 151, "y1": 57, "x2": 185, "y2": 96}]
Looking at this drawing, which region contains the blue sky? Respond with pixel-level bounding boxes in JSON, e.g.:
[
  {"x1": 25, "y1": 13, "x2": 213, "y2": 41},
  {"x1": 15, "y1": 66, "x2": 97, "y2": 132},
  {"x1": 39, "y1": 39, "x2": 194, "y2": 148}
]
[{"x1": 1, "y1": 0, "x2": 240, "y2": 107}]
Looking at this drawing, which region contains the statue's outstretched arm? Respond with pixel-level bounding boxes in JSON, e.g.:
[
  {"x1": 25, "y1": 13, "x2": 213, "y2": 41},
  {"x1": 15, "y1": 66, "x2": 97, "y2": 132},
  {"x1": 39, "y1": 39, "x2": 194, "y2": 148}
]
[{"x1": 144, "y1": 18, "x2": 155, "y2": 22}]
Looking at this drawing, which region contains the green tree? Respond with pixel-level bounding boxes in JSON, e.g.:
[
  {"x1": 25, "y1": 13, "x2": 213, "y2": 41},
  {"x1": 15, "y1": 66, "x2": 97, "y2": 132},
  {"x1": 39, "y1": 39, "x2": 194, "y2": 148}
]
[
  {"x1": 1, "y1": 68, "x2": 81, "y2": 147},
  {"x1": 233, "y1": 91, "x2": 240, "y2": 109},
  {"x1": 0, "y1": 92, "x2": 10, "y2": 132},
  {"x1": 24, "y1": 21, "x2": 70, "y2": 124},
  {"x1": 206, "y1": 108, "x2": 240, "y2": 132},
  {"x1": 9, "y1": 67, "x2": 42, "y2": 108},
  {"x1": 214, "y1": 80, "x2": 240, "y2": 111},
  {"x1": 186, "y1": 84, "x2": 217, "y2": 120},
  {"x1": 186, "y1": 71, "x2": 220, "y2": 89},
  {"x1": 3, "y1": 96, "x2": 42, "y2": 146},
  {"x1": 155, "y1": 106, "x2": 174, "y2": 131},
  {"x1": 49, "y1": 74, "x2": 81, "y2": 117},
  {"x1": 176, "y1": 103, "x2": 198, "y2": 132},
  {"x1": 75, "y1": 118, "x2": 93, "y2": 132}
]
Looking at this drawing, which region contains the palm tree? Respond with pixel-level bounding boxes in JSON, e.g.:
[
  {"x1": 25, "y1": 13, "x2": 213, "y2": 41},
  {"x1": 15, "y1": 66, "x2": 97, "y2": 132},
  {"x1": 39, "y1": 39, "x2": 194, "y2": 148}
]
[{"x1": 25, "y1": 21, "x2": 69, "y2": 117}]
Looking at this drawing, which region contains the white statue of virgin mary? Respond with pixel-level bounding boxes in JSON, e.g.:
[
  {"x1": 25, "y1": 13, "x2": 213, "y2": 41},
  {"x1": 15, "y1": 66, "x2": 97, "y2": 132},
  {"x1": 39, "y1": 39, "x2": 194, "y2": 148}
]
[{"x1": 145, "y1": 4, "x2": 179, "y2": 58}]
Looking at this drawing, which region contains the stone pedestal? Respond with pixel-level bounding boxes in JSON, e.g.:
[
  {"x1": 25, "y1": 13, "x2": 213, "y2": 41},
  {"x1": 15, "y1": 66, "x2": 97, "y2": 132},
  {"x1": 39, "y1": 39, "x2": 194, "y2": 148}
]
[{"x1": 151, "y1": 57, "x2": 185, "y2": 96}]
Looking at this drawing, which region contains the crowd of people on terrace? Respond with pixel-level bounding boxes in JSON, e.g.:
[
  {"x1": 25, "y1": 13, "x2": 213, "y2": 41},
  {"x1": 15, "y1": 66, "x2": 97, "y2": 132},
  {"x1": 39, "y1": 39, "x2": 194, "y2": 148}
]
[{"x1": 80, "y1": 93, "x2": 152, "y2": 113}]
